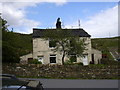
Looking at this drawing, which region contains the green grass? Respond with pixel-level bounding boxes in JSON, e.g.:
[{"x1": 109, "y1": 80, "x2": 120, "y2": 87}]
[
  {"x1": 92, "y1": 37, "x2": 119, "y2": 49},
  {"x1": 2, "y1": 30, "x2": 33, "y2": 63},
  {"x1": 2, "y1": 29, "x2": 119, "y2": 63},
  {"x1": 91, "y1": 37, "x2": 119, "y2": 60}
]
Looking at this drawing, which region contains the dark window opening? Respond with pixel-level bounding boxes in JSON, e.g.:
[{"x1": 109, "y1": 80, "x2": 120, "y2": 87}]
[
  {"x1": 91, "y1": 54, "x2": 94, "y2": 64},
  {"x1": 102, "y1": 54, "x2": 107, "y2": 58},
  {"x1": 49, "y1": 40, "x2": 57, "y2": 48},
  {"x1": 70, "y1": 40, "x2": 75, "y2": 47},
  {"x1": 70, "y1": 55, "x2": 77, "y2": 62},
  {"x1": 28, "y1": 58, "x2": 33, "y2": 63},
  {"x1": 50, "y1": 55, "x2": 56, "y2": 63}
]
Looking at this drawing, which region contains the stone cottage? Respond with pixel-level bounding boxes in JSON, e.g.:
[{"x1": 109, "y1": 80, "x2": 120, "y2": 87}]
[{"x1": 20, "y1": 28, "x2": 102, "y2": 65}]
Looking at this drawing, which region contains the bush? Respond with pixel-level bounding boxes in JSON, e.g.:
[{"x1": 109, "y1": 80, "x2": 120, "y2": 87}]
[
  {"x1": 70, "y1": 56, "x2": 77, "y2": 62},
  {"x1": 64, "y1": 60, "x2": 74, "y2": 65},
  {"x1": 101, "y1": 58, "x2": 119, "y2": 65},
  {"x1": 2, "y1": 44, "x2": 20, "y2": 63},
  {"x1": 30, "y1": 59, "x2": 42, "y2": 64},
  {"x1": 64, "y1": 56, "x2": 77, "y2": 65},
  {"x1": 75, "y1": 62, "x2": 83, "y2": 65}
]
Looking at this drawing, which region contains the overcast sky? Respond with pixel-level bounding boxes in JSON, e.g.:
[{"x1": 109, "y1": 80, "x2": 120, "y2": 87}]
[{"x1": 0, "y1": 0, "x2": 119, "y2": 38}]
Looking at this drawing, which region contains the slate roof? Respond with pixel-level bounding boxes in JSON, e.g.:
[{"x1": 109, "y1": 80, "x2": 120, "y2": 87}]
[{"x1": 33, "y1": 28, "x2": 91, "y2": 38}]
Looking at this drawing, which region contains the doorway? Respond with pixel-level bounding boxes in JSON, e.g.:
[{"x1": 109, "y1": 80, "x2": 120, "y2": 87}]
[
  {"x1": 82, "y1": 55, "x2": 88, "y2": 65},
  {"x1": 38, "y1": 56, "x2": 44, "y2": 64},
  {"x1": 91, "y1": 54, "x2": 94, "y2": 64}
]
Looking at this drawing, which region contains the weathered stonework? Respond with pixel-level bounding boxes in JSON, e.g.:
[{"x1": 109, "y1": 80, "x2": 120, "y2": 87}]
[
  {"x1": 20, "y1": 53, "x2": 33, "y2": 64},
  {"x1": 2, "y1": 63, "x2": 119, "y2": 79},
  {"x1": 20, "y1": 29, "x2": 102, "y2": 65}
]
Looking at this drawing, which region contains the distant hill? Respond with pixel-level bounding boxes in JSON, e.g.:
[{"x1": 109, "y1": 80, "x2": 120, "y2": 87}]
[
  {"x1": 2, "y1": 30, "x2": 32, "y2": 63},
  {"x1": 2, "y1": 29, "x2": 119, "y2": 63},
  {"x1": 91, "y1": 37, "x2": 119, "y2": 60}
]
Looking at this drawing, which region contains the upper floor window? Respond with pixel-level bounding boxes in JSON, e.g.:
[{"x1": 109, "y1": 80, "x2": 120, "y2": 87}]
[{"x1": 49, "y1": 39, "x2": 57, "y2": 48}]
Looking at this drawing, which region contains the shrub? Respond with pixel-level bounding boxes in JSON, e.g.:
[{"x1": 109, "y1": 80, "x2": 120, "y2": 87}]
[
  {"x1": 101, "y1": 58, "x2": 119, "y2": 65},
  {"x1": 64, "y1": 60, "x2": 73, "y2": 65},
  {"x1": 64, "y1": 55, "x2": 77, "y2": 65},
  {"x1": 75, "y1": 62, "x2": 83, "y2": 65},
  {"x1": 30, "y1": 59, "x2": 42, "y2": 64},
  {"x1": 69, "y1": 56, "x2": 77, "y2": 62}
]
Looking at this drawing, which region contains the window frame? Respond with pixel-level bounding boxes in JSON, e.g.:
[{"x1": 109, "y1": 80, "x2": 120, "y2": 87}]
[
  {"x1": 69, "y1": 54, "x2": 77, "y2": 62},
  {"x1": 49, "y1": 54, "x2": 56, "y2": 63},
  {"x1": 49, "y1": 39, "x2": 57, "y2": 48}
]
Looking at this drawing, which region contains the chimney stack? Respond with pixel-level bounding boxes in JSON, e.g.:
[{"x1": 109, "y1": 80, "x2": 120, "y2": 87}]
[{"x1": 56, "y1": 17, "x2": 61, "y2": 29}]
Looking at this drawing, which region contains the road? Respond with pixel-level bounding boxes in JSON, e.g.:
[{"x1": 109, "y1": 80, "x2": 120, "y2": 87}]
[{"x1": 19, "y1": 78, "x2": 119, "y2": 89}]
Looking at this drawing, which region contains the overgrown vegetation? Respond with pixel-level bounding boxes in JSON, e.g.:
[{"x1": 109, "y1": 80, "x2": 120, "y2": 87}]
[
  {"x1": 91, "y1": 37, "x2": 119, "y2": 60},
  {"x1": 29, "y1": 59, "x2": 42, "y2": 64},
  {"x1": 43, "y1": 29, "x2": 86, "y2": 65},
  {"x1": 101, "y1": 58, "x2": 119, "y2": 65},
  {"x1": 1, "y1": 17, "x2": 32, "y2": 63},
  {"x1": 3, "y1": 63, "x2": 120, "y2": 79},
  {"x1": 64, "y1": 55, "x2": 78, "y2": 65},
  {"x1": 1, "y1": 16, "x2": 119, "y2": 63}
]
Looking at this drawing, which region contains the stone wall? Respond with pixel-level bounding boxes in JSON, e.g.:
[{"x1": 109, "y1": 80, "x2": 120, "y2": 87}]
[
  {"x1": 32, "y1": 37, "x2": 93, "y2": 65},
  {"x1": 91, "y1": 48, "x2": 102, "y2": 64},
  {"x1": 2, "y1": 63, "x2": 119, "y2": 79},
  {"x1": 20, "y1": 53, "x2": 33, "y2": 64}
]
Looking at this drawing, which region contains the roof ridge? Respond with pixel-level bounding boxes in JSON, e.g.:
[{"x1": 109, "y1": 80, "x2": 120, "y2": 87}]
[{"x1": 33, "y1": 28, "x2": 91, "y2": 38}]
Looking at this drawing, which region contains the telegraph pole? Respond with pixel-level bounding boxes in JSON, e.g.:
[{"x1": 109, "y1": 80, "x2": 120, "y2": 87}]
[{"x1": 78, "y1": 20, "x2": 80, "y2": 28}]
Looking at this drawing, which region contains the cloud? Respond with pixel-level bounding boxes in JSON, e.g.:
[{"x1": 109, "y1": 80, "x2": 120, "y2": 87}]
[
  {"x1": 0, "y1": 0, "x2": 67, "y2": 6},
  {"x1": 1, "y1": 1, "x2": 117, "y2": 37},
  {"x1": 82, "y1": 5, "x2": 118, "y2": 38},
  {"x1": 1, "y1": 0, "x2": 67, "y2": 33},
  {"x1": 0, "y1": 3, "x2": 2, "y2": 14},
  {"x1": 1, "y1": 2, "x2": 40, "y2": 33},
  {"x1": 65, "y1": 5, "x2": 118, "y2": 38},
  {"x1": 0, "y1": 0, "x2": 118, "y2": 2}
]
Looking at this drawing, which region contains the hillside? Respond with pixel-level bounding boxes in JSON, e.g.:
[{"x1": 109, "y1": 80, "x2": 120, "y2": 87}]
[
  {"x1": 2, "y1": 30, "x2": 32, "y2": 63},
  {"x1": 91, "y1": 37, "x2": 119, "y2": 60},
  {"x1": 2, "y1": 29, "x2": 119, "y2": 63}
]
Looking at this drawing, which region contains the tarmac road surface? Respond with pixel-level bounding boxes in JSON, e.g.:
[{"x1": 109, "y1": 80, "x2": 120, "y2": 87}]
[{"x1": 19, "y1": 78, "x2": 119, "y2": 89}]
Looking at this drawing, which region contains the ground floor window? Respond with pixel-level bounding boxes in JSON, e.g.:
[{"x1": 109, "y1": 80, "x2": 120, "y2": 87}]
[
  {"x1": 50, "y1": 54, "x2": 56, "y2": 63},
  {"x1": 28, "y1": 58, "x2": 33, "y2": 63},
  {"x1": 70, "y1": 54, "x2": 77, "y2": 62}
]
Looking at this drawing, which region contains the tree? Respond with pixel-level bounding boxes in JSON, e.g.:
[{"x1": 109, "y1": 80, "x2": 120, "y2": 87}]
[
  {"x1": 43, "y1": 29, "x2": 86, "y2": 65},
  {"x1": 0, "y1": 16, "x2": 9, "y2": 31},
  {"x1": 2, "y1": 44, "x2": 20, "y2": 63},
  {"x1": 1, "y1": 16, "x2": 20, "y2": 63}
]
